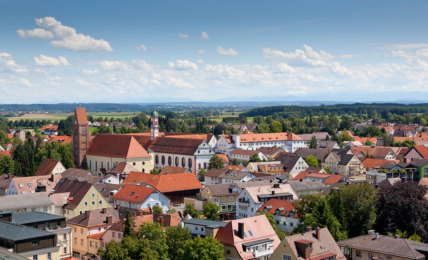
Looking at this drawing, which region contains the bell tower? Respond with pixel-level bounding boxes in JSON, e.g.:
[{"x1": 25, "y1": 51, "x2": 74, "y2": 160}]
[
  {"x1": 150, "y1": 110, "x2": 159, "y2": 141},
  {"x1": 73, "y1": 107, "x2": 89, "y2": 168}
]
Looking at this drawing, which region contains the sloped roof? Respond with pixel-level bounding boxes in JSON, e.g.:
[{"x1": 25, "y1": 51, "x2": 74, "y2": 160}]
[
  {"x1": 49, "y1": 192, "x2": 70, "y2": 207},
  {"x1": 111, "y1": 185, "x2": 156, "y2": 204},
  {"x1": 215, "y1": 215, "x2": 281, "y2": 260},
  {"x1": 411, "y1": 145, "x2": 428, "y2": 159},
  {"x1": 0, "y1": 193, "x2": 54, "y2": 211},
  {"x1": 123, "y1": 172, "x2": 202, "y2": 193},
  {"x1": 216, "y1": 154, "x2": 229, "y2": 163},
  {"x1": 361, "y1": 158, "x2": 390, "y2": 169},
  {"x1": 256, "y1": 147, "x2": 285, "y2": 156},
  {"x1": 230, "y1": 149, "x2": 260, "y2": 156},
  {"x1": 245, "y1": 184, "x2": 298, "y2": 203},
  {"x1": 148, "y1": 137, "x2": 203, "y2": 155},
  {"x1": 107, "y1": 162, "x2": 139, "y2": 178},
  {"x1": 317, "y1": 141, "x2": 339, "y2": 149},
  {"x1": 68, "y1": 207, "x2": 119, "y2": 227},
  {"x1": 159, "y1": 166, "x2": 191, "y2": 175},
  {"x1": 34, "y1": 159, "x2": 62, "y2": 176},
  {"x1": 0, "y1": 221, "x2": 55, "y2": 241},
  {"x1": 297, "y1": 132, "x2": 330, "y2": 141},
  {"x1": 12, "y1": 212, "x2": 64, "y2": 224},
  {"x1": 53, "y1": 179, "x2": 93, "y2": 210},
  {"x1": 87, "y1": 134, "x2": 150, "y2": 158},
  {"x1": 12, "y1": 174, "x2": 62, "y2": 195},
  {"x1": 0, "y1": 247, "x2": 28, "y2": 260},
  {"x1": 223, "y1": 165, "x2": 246, "y2": 171},
  {"x1": 0, "y1": 150, "x2": 12, "y2": 158},
  {"x1": 75, "y1": 107, "x2": 88, "y2": 124},
  {"x1": 288, "y1": 179, "x2": 327, "y2": 192},
  {"x1": 93, "y1": 183, "x2": 123, "y2": 198},
  {"x1": 294, "y1": 148, "x2": 330, "y2": 161},
  {"x1": 276, "y1": 154, "x2": 301, "y2": 171},
  {"x1": 204, "y1": 180, "x2": 280, "y2": 197},
  {"x1": 256, "y1": 198, "x2": 297, "y2": 217},
  {"x1": 238, "y1": 132, "x2": 302, "y2": 143},
  {"x1": 292, "y1": 171, "x2": 345, "y2": 185}
]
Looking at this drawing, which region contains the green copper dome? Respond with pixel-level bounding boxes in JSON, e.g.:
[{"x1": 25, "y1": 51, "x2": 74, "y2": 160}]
[{"x1": 151, "y1": 110, "x2": 158, "y2": 117}]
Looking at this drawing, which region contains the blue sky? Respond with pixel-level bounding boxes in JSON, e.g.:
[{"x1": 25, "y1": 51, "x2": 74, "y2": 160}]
[{"x1": 1, "y1": 0, "x2": 428, "y2": 103}]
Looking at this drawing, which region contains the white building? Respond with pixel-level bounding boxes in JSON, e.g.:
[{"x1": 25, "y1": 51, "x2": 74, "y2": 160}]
[
  {"x1": 204, "y1": 169, "x2": 256, "y2": 185},
  {"x1": 257, "y1": 199, "x2": 300, "y2": 233},
  {"x1": 111, "y1": 185, "x2": 170, "y2": 213},
  {"x1": 216, "y1": 135, "x2": 236, "y2": 155},
  {"x1": 228, "y1": 149, "x2": 266, "y2": 164},
  {"x1": 0, "y1": 193, "x2": 55, "y2": 213}
]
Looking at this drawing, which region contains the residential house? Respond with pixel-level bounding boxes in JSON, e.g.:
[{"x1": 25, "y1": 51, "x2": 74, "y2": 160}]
[
  {"x1": 61, "y1": 168, "x2": 119, "y2": 184},
  {"x1": 236, "y1": 182, "x2": 298, "y2": 219},
  {"x1": 246, "y1": 161, "x2": 282, "y2": 173},
  {"x1": 0, "y1": 193, "x2": 54, "y2": 213},
  {"x1": 343, "y1": 140, "x2": 363, "y2": 148},
  {"x1": 184, "y1": 218, "x2": 228, "y2": 238},
  {"x1": 361, "y1": 158, "x2": 391, "y2": 171},
  {"x1": 34, "y1": 159, "x2": 66, "y2": 176},
  {"x1": 294, "y1": 148, "x2": 330, "y2": 165},
  {"x1": 0, "y1": 247, "x2": 28, "y2": 260},
  {"x1": 93, "y1": 183, "x2": 123, "y2": 204},
  {"x1": 158, "y1": 166, "x2": 191, "y2": 175},
  {"x1": 86, "y1": 134, "x2": 153, "y2": 173},
  {"x1": 288, "y1": 179, "x2": 327, "y2": 197},
  {"x1": 67, "y1": 207, "x2": 119, "y2": 260},
  {"x1": 53, "y1": 179, "x2": 111, "y2": 219},
  {"x1": 317, "y1": 141, "x2": 340, "y2": 149},
  {"x1": 336, "y1": 130, "x2": 354, "y2": 139},
  {"x1": 204, "y1": 168, "x2": 256, "y2": 185},
  {"x1": 270, "y1": 226, "x2": 346, "y2": 260},
  {"x1": 297, "y1": 132, "x2": 331, "y2": 148},
  {"x1": 229, "y1": 132, "x2": 305, "y2": 153},
  {"x1": 256, "y1": 147, "x2": 286, "y2": 160},
  {"x1": 41, "y1": 125, "x2": 59, "y2": 135},
  {"x1": 322, "y1": 149, "x2": 363, "y2": 175},
  {"x1": 229, "y1": 149, "x2": 267, "y2": 164},
  {"x1": 276, "y1": 154, "x2": 309, "y2": 178},
  {"x1": 377, "y1": 177, "x2": 401, "y2": 188},
  {"x1": 338, "y1": 231, "x2": 428, "y2": 260},
  {"x1": 216, "y1": 154, "x2": 230, "y2": 166},
  {"x1": 0, "y1": 220, "x2": 60, "y2": 260},
  {"x1": 11, "y1": 212, "x2": 72, "y2": 259},
  {"x1": 6, "y1": 174, "x2": 62, "y2": 195},
  {"x1": 106, "y1": 162, "x2": 139, "y2": 182},
  {"x1": 255, "y1": 163, "x2": 285, "y2": 176},
  {"x1": 404, "y1": 144, "x2": 428, "y2": 163},
  {"x1": 351, "y1": 146, "x2": 397, "y2": 160},
  {"x1": 0, "y1": 173, "x2": 14, "y2": 196},
  {"x1": 353, "y1": 136, "x2": 378, "y2": 146},
  {"x1": 49, "y1": 192, "x2": 70, "y2": 216},
  {"x1": 123, "y1": 172, "x2": 202, "y2": 203},
  {"x1": 257, "y1": 199, "x2": 299, "y2": 233},
  {"x1": 111, "y1": 184, "x2": 170, "y2": 212},
  {"x1": 223, "y1": 165, "x2": 249, "y2": 171},
  {"x1": 216, "y1": 135, "x2": 236, "y2": 155},
  {"x1": 215, "y1": 215, "x2": 281, "y2": 260},
  {"x1": 292, "y1": 171, "x2": 348, "y2": 186}
]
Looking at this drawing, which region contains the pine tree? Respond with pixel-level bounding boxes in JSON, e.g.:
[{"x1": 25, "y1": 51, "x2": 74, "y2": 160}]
[{"x1": 124, "y1": 210, "x2": 137, "y2": 238}]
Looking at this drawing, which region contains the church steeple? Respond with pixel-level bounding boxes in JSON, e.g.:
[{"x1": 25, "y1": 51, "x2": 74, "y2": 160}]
[
  {"x1": 150, "y1": 110, "x2": 159, "y2": 141},
  {"x1": 73, "y1": 107, "x2": 89, "y2": 168}
]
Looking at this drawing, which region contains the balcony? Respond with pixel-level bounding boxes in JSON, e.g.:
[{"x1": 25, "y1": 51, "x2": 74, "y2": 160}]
[{"x1": 253, "y1": 248, "x2": 273, "y2": 258}]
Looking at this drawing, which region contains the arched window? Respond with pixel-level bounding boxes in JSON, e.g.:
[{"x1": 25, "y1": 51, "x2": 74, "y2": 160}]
[
  {"x1": 175, "y1": 157, "x2": 179, "y2": 167},
  {"x1": 204, "y1": 162, "x2": 207, "y2": 169},
  {"x1": 182, "y1": 158, "x2": 186, "y2": 168},
  {"x1": 133, "y1": 162, "x2": 136, "y2": 166},
  {"x1": 142, "y1": 162, "x2": 145, "y2": 165},
  {"x1": 188, "y1": 158, "x2": 192, "y2": 169},
  {"x1": 199, "y1": 163, "x2": 201, "y2": 170},
  {"x1": 162, "y1": 156, "x2": 165, "y2": 165},
  {"x1": 168, "y1": 156, "x2": 172, "y2": 166},
  {"x1": 155, "y1": 155, "x2": 159, "y2": 164},
  {"x1": 142, "y1": 168, "x2": 145, "y2": 173}
]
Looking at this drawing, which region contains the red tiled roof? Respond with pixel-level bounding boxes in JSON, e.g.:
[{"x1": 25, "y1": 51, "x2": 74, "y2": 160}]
[
  {"x1": 148, "y1": 137, "x2": 203, "y2": 155},
  {"x1": 75, "y1": 107, "x2": 88, "y2": 124},
  {"x1": 256, "y1": 198, "x2": 297, "y2": 217},
  {"x1": 353, "y1": 137, "x2": 377, "y2": 145},
  {"x1": 230, "y1": 149, "x2": 260, "y2": 156},
  {"x1": 111, "y1": 185, "x2": 156, "y2": 204},
  {"x1": 159, "y1": 166, "x2": 189, "y2": 175},
  {"x1": 87, "y1": 134, "x2": 150, "y2": 158},
  {"x1": 34, "y1": 159, "x2": 61, "y2": 176},
  {"x1": 295, "y1": 239, "x2": 314, "y2": 244},
  {"x1": 413, "y1": 145, "x2": 428, "y2": 159},
  {"x1": 0, "y1": 151, "x2": 12, "y2": 158},
  {"x1": 293, "y1": 171, "x2": 345, "y2": 185},
  {"x1": 361, "y1": 158, "x2": 390, "y2": 169},
  {"x1": 223, "y1": 165, "x2": 245, "y2": 171},
  {"x1": 48, "y1": 136, "x2": 72, "y2": 143},
  {"x1": 239, "y1": 132, "x2": 302, "y2": 143},
  {"x1": 216, "y1": 154, "x2": 229, "y2": 163},
  {"x1": 88, "y1": 231, "x2": 106, "y2": 240},
  {"x1": 41, "y1": 125, "x2": 58, "y2": 131},
  {"x1": 7, "y1": 133, "x2": 13, "y2": 139},
  {"x1": 123, "y1": 172, "x2": 202, "y2": 193}
]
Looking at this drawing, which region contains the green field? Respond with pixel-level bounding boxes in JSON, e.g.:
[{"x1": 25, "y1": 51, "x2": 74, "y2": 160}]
[{"x1": 8, "y1": 112, "x2": 141, "y2": 121}]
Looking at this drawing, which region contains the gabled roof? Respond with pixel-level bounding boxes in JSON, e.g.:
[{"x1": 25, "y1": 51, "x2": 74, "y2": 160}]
[
  {"x1": 238, "y1": 132, "x2": 302, "y2": 143},
  {"x1": 148, "y1": 137, "x2": 204, "y2": 155},
  {"x1": 0, "y1": 193, "x2": 54, "y2": 211},
  {"x1": 317, "y1": 141, "x2": 339, "y2": 149},
  {"x1": 216, "y1": 154, "x2": 229, "y2": 163},
  {"x1": 223, "y1": 165, "x2": 246, "y2": 171},
  {"x1": 276, "y1": 154, "x2": 301, "y2": 171},
  {"x1": 107, "y1": 162, "x2": 139, "y2": 178},
  {"x1": 87, "y1": 134, "x2": 150, "y2": 158},
  {"x1": 257, "y1": 198, "x2": 297, "y2": 217},
  {"x1": 184, "y1": 218, "x2": 228, "y2": 228},
  {"x1": 256, "y1": 147, "x2": 285, "y2": 156},
  {"x1": 93, "y1": 183, "x2": 123, "y2": 198},
  {"x1": 34, "y1": 159, "x2": 63, "y2": 176},
  {"x1": 111, "y1": 185, "x2": 157, "y2": 204},
  {"x1": 67, "y1": 207, "x2": 119, "y2": 227},
  {"x1": 0, "y1": 221, "x2": 55, "y2": 241},
  {"x1": 361, "y1": 158, "x2": 390, "y2": 169},
  {"x1": 288, "y1": 179, "x2": 327, "y2": 192},
  {"x1": 74, "y1": 107, "x2": 88, "y2": 124},
  {"x1": 294, "y1": 148, "x2": 330, "y2": 161},
  {"x1": 123, "y1": 172, "x2": 202, "y2": 193},
  {"x1": 215, "y1": 215, "x2": 281, "y2": 260},
  {"x1": 12, "y1": 211, "x2": 64, "y2": 224},
  {"x1": 203, "y1": 180, "x2": 280, "y2": 197},
  {"x1": 244, "y1": 184, "x2": 298, "y2": 203},
  {"x1": 0, "y1": 150, "x2": 12, "y2": 158},
  {"x1": 159, "y1": 166, "x2": 191, "y2": 175},
  {"x1": 292, "y1": 171, "x2": 345, "y2": 185},
  {"x1": 297, "y1": 132, "x2": 330, "y2": 141},
  {"x1": 11, "y1": 174, "x2": 62, "y2": 195},
  {"x1": 53, "y1": 179, "x2": 93, "y2": 210},
  {"x1": 408, "y1": 145, "x2": 428, "y2": 160},
  {"x1": 230, "y1": 149, "x2": 261, "y2": 156}
]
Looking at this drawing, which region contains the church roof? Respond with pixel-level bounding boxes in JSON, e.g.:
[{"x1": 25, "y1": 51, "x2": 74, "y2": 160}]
[
  {"x1": 87, "y1": 134, "x2": 150, "y2": 158},
  {"x1": 75, "y1": 107, "x2": 88, "y2": 124}
]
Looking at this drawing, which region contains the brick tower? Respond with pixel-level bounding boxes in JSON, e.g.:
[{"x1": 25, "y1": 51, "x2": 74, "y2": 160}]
[{"x1": 73, "y1": 107, "x2": 89, "y2": 168}]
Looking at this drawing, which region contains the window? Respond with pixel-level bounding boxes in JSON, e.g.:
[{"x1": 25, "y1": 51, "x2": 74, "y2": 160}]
[
  {"x1": 81, "y1": 239, "x2": 84, "y2": 246},
  {"x1": 133, "y1": 162, "x2": 136, "y2": 166},
  {"x1": 74, "y1": 228, "x2": 77, "y2": 233},
  {"x1": 81, "y1": 229, "x2": 83, "y2": 234},
  {"x1": 112, "y1": 232, "x2": 115, "y2": 238},
  {"x1": 162, "y1": 156, "x2": 165, "y2": 165},
  {"x1": 195, "y1": 227, "x2": 198, "y2": 230},
  {"x1": 282, "y1": 254, "x2": 292, "y2": 260},
  {"x1": 47, "y1": 252, "x2": 52, "y2": 260},
  {"x1": 92, "y1": 201, "x2": 95, "y2": 206},
  {"x1": 92, "y1": 193, "x2": 95, "y2": 198},
  {"x1": 356, "y1": 251, "x2": 362, "y2": 257},
  {"x1": 90, "y1": 241, "x2": 94, "y2": 247},
  {"x1": 155, "y1": 155, "x2": 159, "y2": 164},
  {"x1": 84, "y1": 202, "x2": 88, "y2": 207},
  {"x1": 63, "y1": 246, "x2": 67, "y2": 254},
  {"x1": 32, "y1": 255, "x2": 38, "y2": 260},
  {"x1": 119, "y1": 233, "x2": 122, "y2": 239},
  {"x1": 227, "y1": 250, "x2": 231, "y2": 254},
  {"x1": 175, "y1": 157, "x2": 179, "y2": 167},
  {"x1": 188, "y1": 158, "x2": 192, "y2": 168},
  {"x1": 229, "y1": 196, "x2": 233, "y2": 201},
  {"x1": 32, "y1": 239, "x2": 39, "y2": 245},
  {"x1": 99, "y1": 200, "x2": 103, "y2": 205},
  {"x1": 182, "y1": 157, "x2": 186, "y2": 167},
  {"x1": 222, "y1": 197, "x2": 226, "y2": 202},
  {"x1": 63, "y1": 233, "x2": 67, "y2": 240},
  {"x1": 74, "y1": 238, "x2": 77, "y2": 244}
]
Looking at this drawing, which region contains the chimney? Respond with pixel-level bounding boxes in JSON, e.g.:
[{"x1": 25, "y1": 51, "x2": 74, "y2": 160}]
[
  {"x1": 106, "y1": 215, "x2": 112, "y2": 224},
  {"x1": 273, "y1": 183, "x2": 280, "y2": 188},
  {"x1": 316, "y1": 226, "x2": 321, "y2": 241},
  {"x1": 271, "y1": 190, "x2": 275, "y2": 195},
  {"x1": 375, "y1": 233, "x2": 379, "y2": 239},
  {"x1": 49, "y1": 175, "x2": 54, "y2": 182},
  {"x1": 238, "y1": 223, "x2": 244, "y2": 239},
  {"x1": 101, "y1": 208, "x2": 107, "y2": 214},
  {"x1": 299, "y1": 179, "x2": 303, "y2": 182},
  {"x1": 306, "y1": 226, "x2": 312, "y2": 232},
  {"x1": 86, "y1": 211, "x2": 91, "y2": 219},
  {"x1": 368, "y1": 230, "x2": 375, "y2": 235}
]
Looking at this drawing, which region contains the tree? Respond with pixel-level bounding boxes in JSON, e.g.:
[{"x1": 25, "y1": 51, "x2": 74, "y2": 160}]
[
  {"x1": 98, "y1": 236, "x2": 159, "y2": 260},
  {"x1": 242, "y1": 160, "x2": 249, "y2": 167},
  {"x1": 231, "y1": 158, "x2": 239, "y2": 166},
  {"x1": 138, "y1": 222, "x2": 169, "y2": 260},
  {"x1": 376, "y1": 181, "x2": 428, "y2": 241},
  {"x1": 198, "y1": 168, "x2": 206, "y2": 181},
  {"x1": 165, "y1": 225, "x2": 192, "y2": 260},
  {"x1": 150, "y1": 168, "x2": 161, "y2": 175},
  {"x1": 182, "y1": 235, "x2": 225, "y2": 260},
  {"x1": 0, "y1": 155, "x2": 14, "y2": 174},
  {"x1": 203, "y1": 202, "x2": 220, "y2": 221},
  {"x1": 309, "y1": 136, "x2": 318, "y2": 149},
  {"x1": 249, "y1": 153, "x2": 262, "y2": 162},
  {"x1": 153, "y1": 204, "x2": 163, "y2": 214},
  {"x1": 305, "y1": 155, "x2": 318, "y2": 167},
  {"x1": 365, "y1": 139, "x2": 373, "y2": 146},
  {"x1": 123, "y1": 210, "x2": 137, "y2": 238},
  {"x1": 324, "y1": 167, "x2": 331, "y2": 173},
  {"x1": 257, "y1": 211, "x2": 285, "y2": 240},
  {"x1": 183, "y1": 203, "x2": 200, "y2": 218},
  {"x1": 270, "y1": 120, "x2": 282, "y2": 133},
  {"x1": 208, "y1": 155, "x2": 224, "y2": 170},
  {"x1": 166, "y1": 206, "x2": 176, "y2": 214}
]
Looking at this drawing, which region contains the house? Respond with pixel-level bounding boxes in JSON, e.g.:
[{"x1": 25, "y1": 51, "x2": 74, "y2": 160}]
[
  {"x1": 53, "y1": 179, "x2": 111, "y2": 219},
  {"x1": 230, "y1": 132, "x2": 305, "y2": 153},
  {"x1": 111, "y1": 184, "x2": 170, "y2": 212},
  {"x1": 343, "y1": 140, "x2": 363, "y2": 148},
  {"x1": 0, "y1": 150, "x2": 12, "y2": 158},
  {"x1": 223, "y1": 165, "x2": 249, "y2": 171},
  {"x1": 377, "y1": 177, "x2": 401, "y2": 188},
  {"x1": 270, "y1": 226, "x2": 346, "y2": 260},
  {"x1": 158, "y1": 166, "x2": 191, "y2": 175},
  {"x1": 246, "y1": 161, "x2": 282, "y2": 173},
  {"x1": 0, "y1": 220, "x2": 60, "y2": 260},
  {"x1": 34, "y1": 159, "x2": 66, "y2": 176},
  {"x1": 229, "y1": 149, "x2": 267, "y2": 164},
  {"x1": 288, "y1": 179, "x2": 327, "y2": 197},
  {"x1": 49, "y1": 192, "x2": 71, "y2": 216},
  {"x1": 353, "y1": 136, "x2": 378, "y2": 146},
  {"x1": 361, "y1": 158, "x2": 391, "y2": 171},
  {"x1": 404, "y1": 144, "x2": 428, "y2": 163},
  {"x1": 6, "y1": 174, "x2": 62, "y2": 195},
  {"x1": 276, "y1": 154, "x2": 309, "y2": 178},
  {"x1": 0, "y1": 173, "x2": 14, "y2": 196},
  {"x1": 215, "y1": 215, "x2": 281, "y2": 260},
  {"x1": 93, "y1": 183, "x2": 123, "y2": 204},
  {"x1": 297, "y1": 132, "x2": 331, "y2": 147},
  {"x1": 216, "y1": 154, "x2": 230, "y2": 165},
  {"x1": 123, "y1": 172, "x2": 202, "y2": 203},
  {"x1": 0, "y1": 193, "x2": 55, "y2": 213},
  {"x1": 322, "y1": 149, "x2": 363, "y2": 175},
  {"x1": 294, "y1": 148, "x2": 330, "y2": 165},
  {"x1": 10, "y1": 212, "x2": 72, "y2": 259},
  {"x1": 317, "y1": 141, "x2": 340, "y2": 149},
  {"x1": 67, "y1": 207, "x2": 120, "y2": 260},
  {"x1": 256, "y1": 147, "x2": 286, "y2": 160},
  {"x1": 236, "y1": 182, "x2": 298, "y2": 219},
  {"x1": 216, "y1": 134, "x2": 236, "y2": 155},
  {"x1": 336, "y1": 130, "x2": 354, "y2": 139},
  {"x1": 106, "y1": 162, "x2": 139, "y2": 182},
  {"x1": 292, "y1": 171, "x2": 348, "y2": 186},
  {"x1": 351, "y1": 146, "x2": 397, "y2": 160},
  {"x1": 41, "y1": 125, "x2": 59, "y2": 135},
  {"x1": 204, "y1": 169, "x2": 256, "y2": 185},
  {"x1": 255, "y1": 163, "x2": 285, "y2": 176},
  {"x1": 184, "y1": 218, "x2": 228, "y2": 238},
  {"x1": 199, "y1": 180, "x2": 281, "y2": 220},
  {"x1": 338, "y1": 231, "x2": 428, "y2": 260},
  {"x1": 0, "y1": 247, "x2": 28, "y2": 260},
  {"x1": 257, "y1": 199, "x2": 299, "y2": 233},
  {"x1": 86, "y1": 134, "x2": 153, "y2": 174}
]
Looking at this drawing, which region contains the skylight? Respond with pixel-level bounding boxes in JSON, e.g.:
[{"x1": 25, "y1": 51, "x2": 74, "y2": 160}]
[
  {"x1": 243, "y1": 232, "x2": 247, "y2": 238},
  {"x1": 19, "y1": 184, "x2": 23, "y2": 188},
  {"x1": 130, "y1": 192, "x2": 135, "y2": 196},
  {"x1": 27, "y1": 183, "x2": 32, "y2": 187},
  {"x1": 249, "y1": 231, "x2": 253, "y2": 236}
]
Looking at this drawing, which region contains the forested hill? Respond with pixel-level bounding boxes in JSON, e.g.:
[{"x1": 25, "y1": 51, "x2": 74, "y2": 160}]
[{"x1": 241, "y1": 103, "x2": 428, "y2": 118}]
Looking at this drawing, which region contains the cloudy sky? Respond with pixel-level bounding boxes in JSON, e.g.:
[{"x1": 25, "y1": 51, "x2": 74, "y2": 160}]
[{"x1": 1, "y1": 0, "x2": 428, "y2": 103}]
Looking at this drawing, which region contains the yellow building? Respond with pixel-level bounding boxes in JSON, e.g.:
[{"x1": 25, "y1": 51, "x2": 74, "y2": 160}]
[
  {"x1": 53, "y1": 179, "x2": 111, "y2": 219},
  {"x1": 321, "y1": 150, "x2": 362, "y2": 176},
  {"x1": 86, "y1": 134, "x2": 153, "y2": 174}
]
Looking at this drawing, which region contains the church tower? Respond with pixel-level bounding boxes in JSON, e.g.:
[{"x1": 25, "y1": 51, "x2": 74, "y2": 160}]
[
  {"x1": 73, "y1": 107, "x2": 89, "y2": 168},
  {"x1": 150, "y1": 110, "x2": 159, "y2": 141}
]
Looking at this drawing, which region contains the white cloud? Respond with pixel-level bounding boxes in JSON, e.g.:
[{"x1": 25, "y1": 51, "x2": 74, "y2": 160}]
[
  {"x1": 17, "y1": 17, "x2": 113, "y2": 52},
  {"x1": 168, "y1": 60, "x2": 198, "y2": 70},
  {"x1": 262, "y1": 45, "x2": 333, "y2": 66},
  {"x1": 337, "y1": 54, "x2": 361, "y2": 59},
  {"x1": 205, "y1": 64, "x2": 246, "y2": 79},
  {"x1": 167, "y1": 76, "x2": 194, "y2": 88},
  {"x1": 379, "y1": 43, "x2": 428, "y2": 50},
  {"x1": 99, "y1": 61, "x2": 132, "y2": 71},
  {"x1": 178, "y1": 33, "x2": 189, "y2": 39},
  {"x1": 34, "y1": 68, "x2": 47, "y2": 73},
  {"x1": 76, "y1": 79, "x2": 93, "y2": 86},
  {"x1": 19, "y1": 78, "x2": 34, "y2": 87},
  {"x1": 416, "y1": 48, "x2": 428, "y2": 57},
  {"x1": 197, "y1": 50, "x2": 206, "y2": 55},
  {"x1": 44, "y1": 76, "x2": 61, "y2": 86},
  {"x1": 217, "y1": 47, "x2": 239, "y2": 56},
  {"x1": 197, "y1": 59, "x2": 204, "y2": 64},
  {"x1": 273, "y1": 63, "x2": 296, "y2": 73},
  {"x1": 0, "y1": 53, "x2": 27, "y2": 73},
  {"x1": 331, "y1": 62, "x2": 354, "y2": 77},
  {"x1": 200, "y1": 31, "x2": 209, "y2": 40},
  {"x1": 33, "y1": 54, "x2": 71, "y2": 66},
  {"x1": 390, "y1": 51, "x2": 414, "y2": 59},
  {"x1": 135, "y1": 45, "x2": 147, "y2": 51},
  {"x1": 151, "y1": 79, "x2": 160, "y2": 85},
  {"x1": 83, "y1": 69, "x2": 99, "y2": 75}
]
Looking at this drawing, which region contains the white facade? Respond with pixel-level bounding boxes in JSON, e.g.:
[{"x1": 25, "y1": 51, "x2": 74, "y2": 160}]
[
  {"x1": 184, "y1": 223, "x2": 206, "y2": 237},
  {"x1": 204, "y1": 172, "x2": 256, "y2": 185},
  {"x1": 231, "y1": 135, "x2": 305, "y2": 153},
  {"x1": 113, "y1": 190, "x2": 170, "y2": 213},
  {"x1": 287, "y1": 157, "x2": 309, "y2": 177},
  {"x1": 228, "y1": 151, "x2": 267, "y2": 164},
  {"x1": 216, "y1": 136, "x2": 235, "y2": 155},
  {"x1": 274, "y1": 214, "x2": 300, "y2": 233}
]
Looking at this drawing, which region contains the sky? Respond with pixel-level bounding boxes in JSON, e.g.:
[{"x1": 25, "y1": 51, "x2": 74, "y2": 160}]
[{"x1": 1, "y1": 0, "x2": 428, "y2": 103}]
